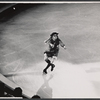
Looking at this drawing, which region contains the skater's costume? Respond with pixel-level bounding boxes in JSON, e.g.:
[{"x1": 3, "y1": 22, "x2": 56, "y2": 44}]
[{"x1": 44, "y1": 34, "x2": 65, "y2": 57}]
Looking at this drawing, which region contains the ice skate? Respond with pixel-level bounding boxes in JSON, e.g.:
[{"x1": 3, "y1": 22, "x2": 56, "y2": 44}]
[
  {"x1": 51, "y1": 64, "x2": 55, "y2": 71},
  {"x1": 43, "y1": 69, "x2": 47, "y2": 74}
]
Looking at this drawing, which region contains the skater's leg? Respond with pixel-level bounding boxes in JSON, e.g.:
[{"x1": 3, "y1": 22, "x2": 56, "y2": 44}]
[
  {"x1": 51, "y1": 56, "x2": 57, "y2": 71},
  {"x1": 44, "y1": 53, "x2": 51, "y2": 65},
  {"x1": 51, "y1": 49, "x2": 58, "y2": 64},
  {"x1": 51, "y1": 56, "x2": 57, "y2": 64},
  {"x1": 43, "y1": 53, "x2": 51, "y2": 74},
  {"x1": 43, "y1": 63, "x2": 50, "y2": 74}
]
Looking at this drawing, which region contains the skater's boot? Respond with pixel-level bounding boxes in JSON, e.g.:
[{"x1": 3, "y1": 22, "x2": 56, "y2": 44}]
[
  {"x1": 43, "y1": 63, "x2": 51, "y2": 74},
  {"x1": 51, "y1": 64, "x2": 55, "y2": 71},
  {"x1": 43, "y1": 69, "x2": 47, "y2": 74}
]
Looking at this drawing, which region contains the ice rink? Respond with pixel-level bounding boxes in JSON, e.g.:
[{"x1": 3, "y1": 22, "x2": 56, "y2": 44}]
[{"x1": 0, "y1": 3, "x2": 100, "y2": 98}]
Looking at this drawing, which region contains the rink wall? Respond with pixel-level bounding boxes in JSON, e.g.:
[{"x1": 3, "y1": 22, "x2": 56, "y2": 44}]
[{"x1": 0, "y1": 73, "x2": 30, "y2": 98}]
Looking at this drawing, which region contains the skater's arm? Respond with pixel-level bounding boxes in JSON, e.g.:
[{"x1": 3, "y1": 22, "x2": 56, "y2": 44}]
[
  {"x1": 49, "y1": 43, "x2": 54, "y2": 48},
  {"x1": 44, "y1": 38, "x2": 51, "y2": 44},
  {"x1": 44, "y1": 38, "x2": 54, "y2": 48},
  {"x1": 59, "y1": 39, "x2": 66, "y2": 49}
]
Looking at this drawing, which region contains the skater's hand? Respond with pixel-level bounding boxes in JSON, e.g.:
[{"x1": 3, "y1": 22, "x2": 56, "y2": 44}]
[
  {"x1": 50, "y1": 43, "x2": 54, "y2": 48},
  {"x1": 63, "y1": 46, "x2": 66, "y2": 50},
  {"x1": 44, "y1": 40, "x2": 47, "y2": 44}
]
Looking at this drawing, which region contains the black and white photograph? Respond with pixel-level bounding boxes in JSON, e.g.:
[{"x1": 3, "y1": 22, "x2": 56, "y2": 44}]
[{"x1": 0, "y1": 2, "x2": 100, "y2": 98}]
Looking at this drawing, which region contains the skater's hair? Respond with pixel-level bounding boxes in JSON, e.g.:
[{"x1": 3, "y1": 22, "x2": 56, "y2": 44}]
[{"x1": 50, "y1": 32, "x2": 59, "y2": 37}]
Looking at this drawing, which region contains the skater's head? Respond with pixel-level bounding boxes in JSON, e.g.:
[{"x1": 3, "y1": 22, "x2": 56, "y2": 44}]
[{"x1": 50, "y1": 32, "x2": 59, "y2": 41}]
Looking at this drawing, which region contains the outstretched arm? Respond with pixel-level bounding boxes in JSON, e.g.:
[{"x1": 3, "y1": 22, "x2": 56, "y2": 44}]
[
  {"x1": 44, "y1": 38, "x2": 54, "y2": 48},
  {"x1": 44, "y1": 38, "x2": 51, "y2": 44},
  {"x1": 59, "y1": 39, "x2": 66, "y2": 49}
]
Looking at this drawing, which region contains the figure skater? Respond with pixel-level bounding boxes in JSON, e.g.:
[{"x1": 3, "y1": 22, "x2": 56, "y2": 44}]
[{"x1": 43, "y1": 32, "x2": 66, "y2": 74}]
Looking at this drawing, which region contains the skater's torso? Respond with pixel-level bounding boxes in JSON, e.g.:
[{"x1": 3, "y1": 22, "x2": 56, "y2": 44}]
[
  {"x1": 49, "y1": 38, "x2": 59, "y2": 50},
  {"x1": 45, "y1": 37, "x2": 65, "y2": 53}
]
